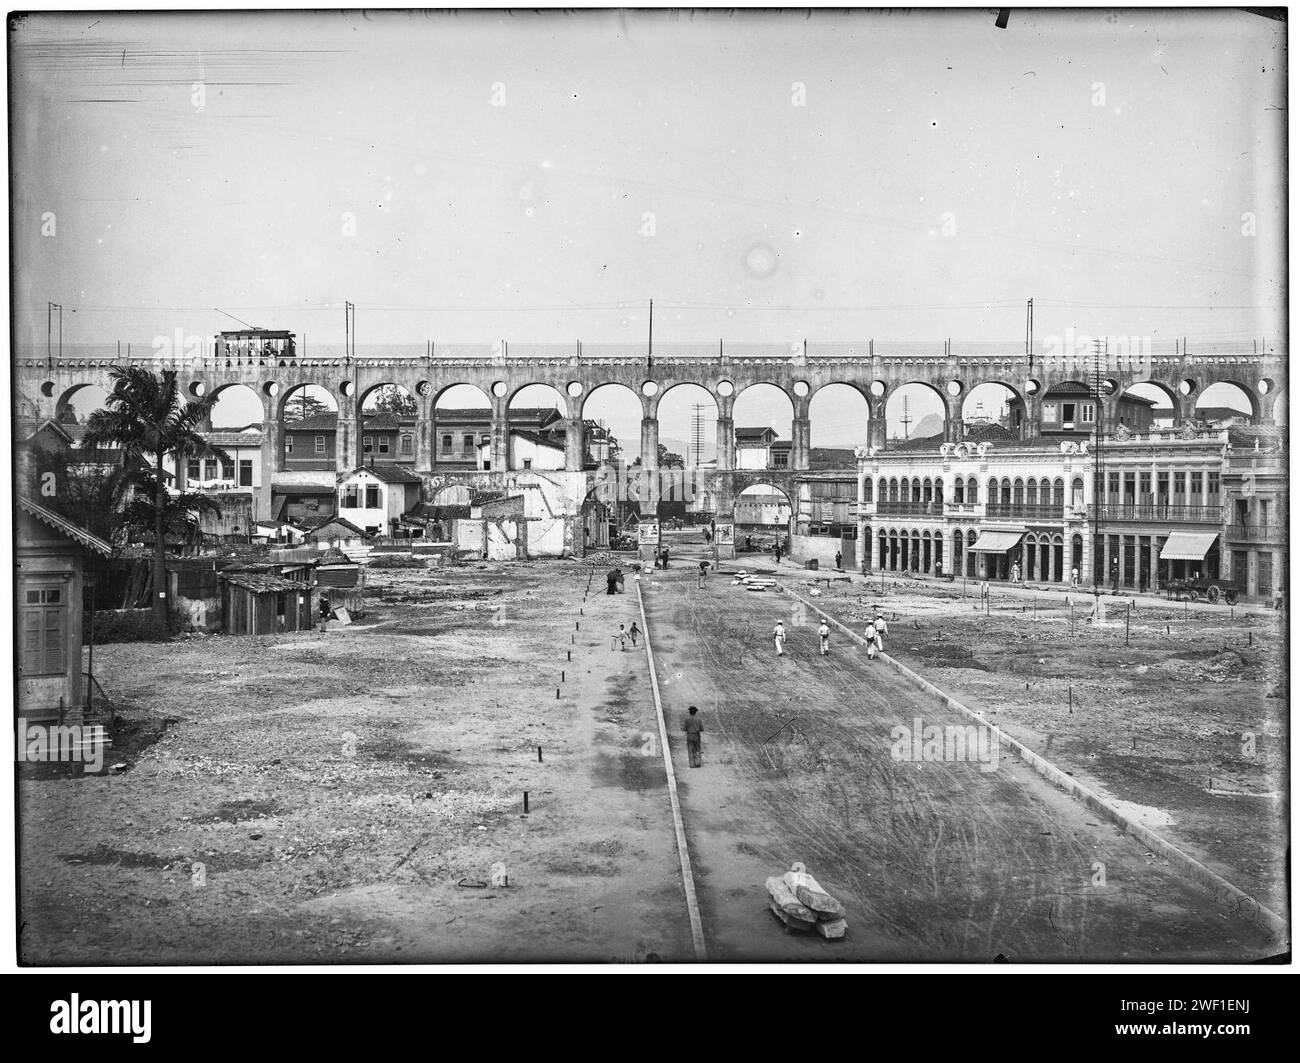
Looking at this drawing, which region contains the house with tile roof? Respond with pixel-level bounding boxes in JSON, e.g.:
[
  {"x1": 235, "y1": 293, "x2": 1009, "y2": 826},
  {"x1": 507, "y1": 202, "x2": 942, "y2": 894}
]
[{"x1": 336, "y1": 464, "x2": 424, "y2": 536}]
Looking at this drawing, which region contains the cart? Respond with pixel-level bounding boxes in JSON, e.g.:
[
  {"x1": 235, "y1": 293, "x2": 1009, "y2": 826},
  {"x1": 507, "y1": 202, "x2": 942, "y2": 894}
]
[{"x1": 1166, "y1": 576, "x2": 1239, "y2": 605}]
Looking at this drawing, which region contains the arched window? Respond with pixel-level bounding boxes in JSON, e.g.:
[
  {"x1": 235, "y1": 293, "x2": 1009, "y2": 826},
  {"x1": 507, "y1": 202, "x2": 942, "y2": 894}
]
[
  {"x1": 911, "y1": 479, "x2": 922, "y2": 504},
  {"x1": 968, "y1": 476, "x2": 978, "y2": 503},
  {"x1": 987, "y1": 478, "x2": 998, "y2": 505},
  {"x1": 863, "y1": 478, "x2": 873, "y2": 503},
  {"x1": 1013, "y1": 478, "x2": 1024, "y2": 507},
  {"x1": 1053, "y1": 477, "x2": 1065, "y2": 508},
  {"x1": 1000, "y1": 478, "x2": 1012, "y2": 505},
  {"x1": 1026, "y1": 477, "x2": 1038, "y2": 506},
  {"x1": 1071, "y1": 477, "x2": 1084, "y2": 509},
  {"x1": 954, "y1": 478, "x2": 965, "y2": 504},
  {"x1": 889, "y1": 477, "x2": 898, "y2": 503},
  {"x1": 878, "y1": 478, "x2": 887, "y2": 503}
]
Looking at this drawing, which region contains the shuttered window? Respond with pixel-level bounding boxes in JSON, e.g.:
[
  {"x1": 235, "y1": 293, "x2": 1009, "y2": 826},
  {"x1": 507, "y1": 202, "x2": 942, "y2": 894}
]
[{"x1": 20, "y1": 586, "x2": 66, "y2": 676}]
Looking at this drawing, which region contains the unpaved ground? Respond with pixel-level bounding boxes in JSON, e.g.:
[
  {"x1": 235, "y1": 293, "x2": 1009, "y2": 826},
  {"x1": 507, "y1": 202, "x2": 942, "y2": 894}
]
[
  {"x1": 643, "y1": 565, "x2": 1284, "y2": 961},
  {"x1": 791, "y1": 575, "x2": 1288, "y2": 916},
  {"x1": 19, "y1": 546, "x2": 1288, "y2": 965},
  {"x1": 19, "y1": 561, "x2": 689, "y2": 965}
]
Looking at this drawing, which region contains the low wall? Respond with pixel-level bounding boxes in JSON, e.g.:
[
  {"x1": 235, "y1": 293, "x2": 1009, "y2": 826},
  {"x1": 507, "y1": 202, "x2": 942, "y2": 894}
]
[{"x1": 789, "y1": 533, "x2": 853, "y2": 569}]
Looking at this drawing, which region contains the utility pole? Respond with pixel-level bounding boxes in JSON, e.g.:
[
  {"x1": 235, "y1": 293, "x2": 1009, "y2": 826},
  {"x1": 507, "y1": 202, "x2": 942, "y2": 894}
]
[
  {"x1": 47, "y1": 301, "x2": 62, "y2": 372},
  {"x1": 690, "y1": 403, "x2": 709, "y2": 468},
  {"x1": 1091, "y1": 337, "x2": 1106, "y2": 587},
  {"x1": 1026, "y1": 297, "x2": 1034, "y2": 371}
]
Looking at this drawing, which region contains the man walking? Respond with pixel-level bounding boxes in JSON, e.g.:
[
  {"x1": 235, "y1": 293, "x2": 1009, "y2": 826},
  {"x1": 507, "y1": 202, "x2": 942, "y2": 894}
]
[
  {"x1": 773, "y1": 541, "x2": 783, "y2": 565},
  {"x1": 1070, "y1": 566, "x2": 1080, "y2": 590},
  {"x1": 872, "y1": 612, "x2": 888, "y2": 655},
  {"x1": 864, "y1": 618, "x2": 878, "y2": 660},
  {"x1": 697, "y1": 559, "x2": 709, "y2": 588},
  {"x1": 773, "y1": 620, "x2": 787, "y2": 657},
  {"x1": 682, "y1": 705, "x2": 704, "y2": 768},
  {"x1": 835, "y1": 550, "x2": 843, "y2": 571},
  {"x1": 818, "y1": 620, "x2": 830, "y2": 655}
]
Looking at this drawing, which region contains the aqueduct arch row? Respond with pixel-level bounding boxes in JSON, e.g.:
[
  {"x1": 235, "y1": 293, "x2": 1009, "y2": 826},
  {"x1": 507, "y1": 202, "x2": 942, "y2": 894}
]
[{"x1": 21, "y1": 346, "x2": 1285, "y2": 521}]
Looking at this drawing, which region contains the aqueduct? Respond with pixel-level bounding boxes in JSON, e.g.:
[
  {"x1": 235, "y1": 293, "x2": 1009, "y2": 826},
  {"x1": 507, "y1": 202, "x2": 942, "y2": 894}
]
[{"x1": 16, "y1": 341, "x2": 1286, "y2": 532}]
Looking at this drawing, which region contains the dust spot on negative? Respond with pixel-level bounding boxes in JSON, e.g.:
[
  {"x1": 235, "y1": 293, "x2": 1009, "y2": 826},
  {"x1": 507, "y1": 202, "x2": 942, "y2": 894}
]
[{"x1": 743, "y1": 243, "x2": 779, "y2": 279}]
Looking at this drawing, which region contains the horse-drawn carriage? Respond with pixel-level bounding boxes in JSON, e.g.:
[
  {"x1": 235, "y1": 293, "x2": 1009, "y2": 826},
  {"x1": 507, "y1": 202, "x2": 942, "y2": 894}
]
[{"x1": 1165, "y1": 575, "x2": 1239, "y2": 605}]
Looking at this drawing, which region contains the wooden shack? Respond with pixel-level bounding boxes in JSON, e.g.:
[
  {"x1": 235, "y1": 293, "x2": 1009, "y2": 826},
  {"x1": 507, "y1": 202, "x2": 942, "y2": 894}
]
[
  {"x1": 219, "y1": 562, "x2": 316, "y2": 635},
  {"x1": 16, "y1": 497, "x2": 114, "y2": 722},
  {"x1": 314, "y1": 548, "x2": 366, "y2": 618}
]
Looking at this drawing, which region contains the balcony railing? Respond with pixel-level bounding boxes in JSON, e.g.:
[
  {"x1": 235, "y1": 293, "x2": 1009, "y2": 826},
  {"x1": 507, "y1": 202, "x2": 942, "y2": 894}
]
[
  {"x1": 875, "y1": 500, "x2": 943, "y2": 516},
  {"x1": 1226, "y1": 523, "x2": 1284, "y2": 543},
  {"x1": 1090, "y1": 504, "x2": 1224, "y2": 523},
  {"x1": 984, "y1": 503, "x2": 1064, "y2": 521}
]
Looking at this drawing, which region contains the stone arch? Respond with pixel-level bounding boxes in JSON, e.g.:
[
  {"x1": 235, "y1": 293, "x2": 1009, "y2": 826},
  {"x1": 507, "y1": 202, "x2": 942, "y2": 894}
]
[
  {"x1": 885, "y1": 380, "x2": 949, "y2": 444},
  {"x1": 736, "y1": 482, "x2": 794, "y2": 535},
  {"x1": 55, "y1": 382, "x2": 112, "y2": 425},
  {"x1": 431, "y1": 383, "x2": 492, "y2": 473},
  {"x1": 208, "y1": 382, "x2": 269, "y2": 426},
  {"x1": 807, "y1": 381, "x2": 871, "y2": 451},
  {"x1": 733, "y1": 382, "x2": 794, "y2": 470},
  {"x1": 579, "y1": 382, "x2": 642, "y2": 465},
  {"x1": 277, "y1": 381, "x2": 340, "y2": 422},
  {"x1": 962, "y1": 380, "x2": 1027, "y2": 436},
  {"x1": 1122, "y1": 380, "x2": 1178, "y2": 428},
  {"x1": 1193, "y1": 379, "x2": 1259, "y2": 423}
]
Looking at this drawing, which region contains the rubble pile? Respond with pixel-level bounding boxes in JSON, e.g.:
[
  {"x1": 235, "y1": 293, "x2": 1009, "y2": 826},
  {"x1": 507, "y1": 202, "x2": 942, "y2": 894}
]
[{"x1": 765, "y1": 862, "x2": 847, "y2": 939}]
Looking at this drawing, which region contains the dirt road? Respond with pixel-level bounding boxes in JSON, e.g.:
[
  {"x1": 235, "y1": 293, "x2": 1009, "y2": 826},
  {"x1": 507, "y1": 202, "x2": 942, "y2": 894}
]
[
  {"x1": 20, "y1": 562, "x2": 690, "y2": 965},
  {"x1": 641, "y1": 565, "x2": 1284, "y2": 962}
]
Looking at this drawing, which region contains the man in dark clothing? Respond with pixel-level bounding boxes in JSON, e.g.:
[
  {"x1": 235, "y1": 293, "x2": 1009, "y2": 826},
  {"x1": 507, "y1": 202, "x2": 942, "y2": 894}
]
[
  {"x1": 607, "y1": 567, "x2": 622, "y2": 595},
  {"x1": 682, "y1": 705, "x2": 704, "y2": 768},
  {"x1": 661, "y1": 546, "x2": 670, "y2": 569},
  {"x1": 835, "y1": 550, "x2": 843, "y2": 571}
]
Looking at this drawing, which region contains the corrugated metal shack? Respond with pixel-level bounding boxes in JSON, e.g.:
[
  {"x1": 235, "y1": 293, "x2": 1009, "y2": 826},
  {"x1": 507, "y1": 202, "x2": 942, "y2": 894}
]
[{"x1": 219, "y1": 562, "x2": 316, "y2": 635}]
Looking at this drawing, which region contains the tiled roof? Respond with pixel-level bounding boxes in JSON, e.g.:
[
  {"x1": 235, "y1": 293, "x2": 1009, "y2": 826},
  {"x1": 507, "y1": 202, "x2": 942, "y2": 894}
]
[
  {"x1": 511, "y1": 428, "x2": 565, "y2": 450},
  {"x1": 735, "y1": 426, "x2": 777, "y2": 441},
  {"x1": 272, "y1": 483, "x2": 335, "y2": 496},
  {"x1": 346, "y1": 463, "x2": 423, "y2": 484},
  {"x1": 963, "y1": 423, "x2": 1017, "y2": 443},
  {"x1": 1043, "y1": 381, "x2": 1092, "y2": 396},
  {"x1": 304, "y1": 517, "x2": 372, "y2": 540},
  {"x1": 201, "y1": 430, "x2": 265, "y2": 446},
  {"x1": 282, "y1": 413, "x2": 339, "y2": 431},
  {"x1": 361, "y1": 412, "x2": 416, "y2": 430},
  {"x1": 18, "y1": 496, "x2": 114, "y2": 555}
]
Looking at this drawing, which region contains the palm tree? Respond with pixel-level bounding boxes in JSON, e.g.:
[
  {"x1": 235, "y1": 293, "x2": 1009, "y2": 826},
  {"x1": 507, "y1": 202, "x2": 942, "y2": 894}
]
[{"x1": 81, "y1": 366, "x2": 230, "y2": 626}]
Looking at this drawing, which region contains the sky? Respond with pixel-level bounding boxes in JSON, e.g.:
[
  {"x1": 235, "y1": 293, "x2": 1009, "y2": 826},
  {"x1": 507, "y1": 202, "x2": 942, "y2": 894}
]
[{"x1": 13, "y1": 8, "x2": 1285, "y2": 448}]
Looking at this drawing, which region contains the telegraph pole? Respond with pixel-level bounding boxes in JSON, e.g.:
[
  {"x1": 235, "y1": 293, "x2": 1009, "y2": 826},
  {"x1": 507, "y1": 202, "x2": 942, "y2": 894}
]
[
  {"x1": 1091, "y1": 337, "x2": 1106, "y2": 586},
  {"x1": 47, "y1": 301, "x2": 62, "y2": 372}
]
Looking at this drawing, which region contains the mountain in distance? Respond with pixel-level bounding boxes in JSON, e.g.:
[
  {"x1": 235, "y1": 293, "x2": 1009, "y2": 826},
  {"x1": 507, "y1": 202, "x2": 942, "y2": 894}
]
[{"x1": 898, "y1": 412, "x2": 944, "y2": 440}]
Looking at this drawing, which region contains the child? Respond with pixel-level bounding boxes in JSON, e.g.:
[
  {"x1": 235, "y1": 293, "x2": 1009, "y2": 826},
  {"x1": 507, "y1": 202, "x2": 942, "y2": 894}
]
[
  {"x1": 773, "y1": 620, "x2": 786, "y2": 657},
  {"x1": 818, "y1": 621, "x2": 830, "y2": 656},
  {"x1": 864, "y1": 619, "x2": 878, "y2": 660},
  {"x1": 617, "y1": 623, "x2": 629, "y2": 651},
  {"x1": 628, "y1": 621, "x2": 641, "y2": 647}
]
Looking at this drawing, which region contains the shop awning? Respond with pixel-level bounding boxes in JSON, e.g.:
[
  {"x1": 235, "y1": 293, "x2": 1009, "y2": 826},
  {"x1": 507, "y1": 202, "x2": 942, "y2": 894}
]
[
  {"x1": 969, "y1": 530, "x2": 1025, "y2": 554},
  {"x1": 1159, "y1": 532, "x2": 1219, "y2": 561}
]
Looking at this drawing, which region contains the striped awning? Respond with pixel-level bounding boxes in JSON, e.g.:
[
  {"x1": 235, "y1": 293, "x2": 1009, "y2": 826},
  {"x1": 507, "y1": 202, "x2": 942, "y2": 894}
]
[
  {"x1": 969, "y1": 530, "x2": 1025, "y2": 554},
  {"x1": 1160, "y1": 532, "x2": 1218, "y2": 561}
]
